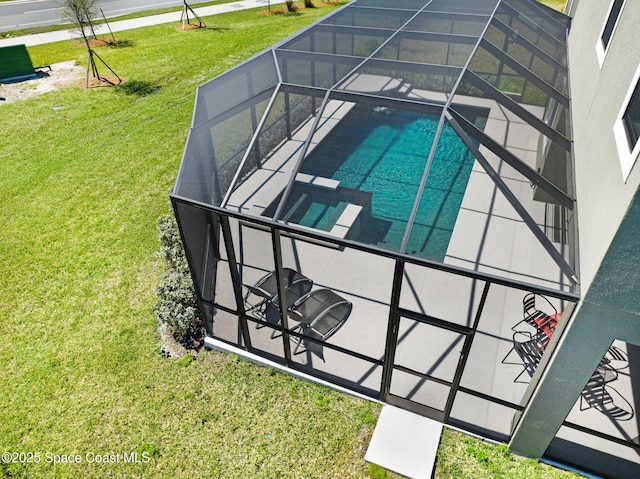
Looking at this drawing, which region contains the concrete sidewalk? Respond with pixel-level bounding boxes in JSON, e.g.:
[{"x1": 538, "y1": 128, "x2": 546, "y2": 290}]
[{"x1": 0, "y1": 0, "x2": 285, "y2": 48}]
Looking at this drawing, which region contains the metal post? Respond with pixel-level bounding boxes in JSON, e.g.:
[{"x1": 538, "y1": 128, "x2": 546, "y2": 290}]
[
  {"x1": 100, "y1": 9, "x2": 116, "y2": 43},
  {"x1": 379, "y1": 260, "x2": 404, "y2": 400},
  {"x1": 220, "y1": 215, "x2": 252, "y2": 350},
  {"x1": 443, "y1": 281, "x2": 490, "y2": 422},
  {"x1": 271, "y1": 228, "x2": 293, "y2": 363}
]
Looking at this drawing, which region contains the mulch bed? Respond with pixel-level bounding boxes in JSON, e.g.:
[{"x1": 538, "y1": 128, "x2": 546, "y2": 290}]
[
  {"x1": 81, "y1": 75, "x2": 124, "y2": 88},
  {"x1": 77, "y1": 38, "x2": 118, "y2": 48},
  {"x1": 258, "y1": 1, "x2": 336, "y2": 15},
  {"x1": 176, "y1": 22, "x2": 205, "y2": 31}
]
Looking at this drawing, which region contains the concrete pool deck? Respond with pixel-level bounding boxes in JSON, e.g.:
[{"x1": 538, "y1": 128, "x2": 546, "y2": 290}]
[
  {"x1": 217, "y1": 83, "x2": 574, "y2": 431},
  {"x1": 214, "y1": 76, "x2": 637, "y2": 458},
  {"x1": 208, "y1": 75, "x2": 638, "y2": 471},
  {"x1": 224, "y1": 84, "x2": 572, "y2": 291}
]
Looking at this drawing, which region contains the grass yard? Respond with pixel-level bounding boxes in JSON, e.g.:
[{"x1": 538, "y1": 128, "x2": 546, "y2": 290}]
[
  {"x1": 539, "y1": 0, "x2": 567, "y2": 13},
  {"x1": 1, "y1": 1, "x2": 581, "y2": 478}
]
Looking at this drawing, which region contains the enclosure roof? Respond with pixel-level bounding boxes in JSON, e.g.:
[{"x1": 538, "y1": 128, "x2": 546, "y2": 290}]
[{"x1": 173, "y1": 0, "x2": 578, "y2": 294}]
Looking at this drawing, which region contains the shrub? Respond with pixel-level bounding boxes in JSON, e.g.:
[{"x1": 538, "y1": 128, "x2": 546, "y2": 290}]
[
  {"x1": 303, "y1": 0, "x2": 316, "y2": 8},
  {"x1": 154, "y1": 213, "x2": 205, "y2": 349}
]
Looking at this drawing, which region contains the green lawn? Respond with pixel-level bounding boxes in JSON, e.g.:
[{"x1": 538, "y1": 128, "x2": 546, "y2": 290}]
[
  {"x1": 539, "y1": 0, "x2": 567, "y2": 13},
  {"x1": 1, "y1": 2, "x2": 581, "y2": 478}
]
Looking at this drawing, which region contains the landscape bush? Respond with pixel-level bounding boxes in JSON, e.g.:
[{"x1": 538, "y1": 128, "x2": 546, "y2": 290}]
[{"x1": 154, "y1": 212, "x2": 204, "y2": 348}]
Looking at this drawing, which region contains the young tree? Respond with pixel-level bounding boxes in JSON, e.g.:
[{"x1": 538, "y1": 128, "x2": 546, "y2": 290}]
[
  {"x1": 61, "y1": 0, "x2": 99, "y2": 44},
  {"x1": 60, "y1": 0, "x2": 120, "y2": 86},
  {"x1": 179, "y1": 0, "x2": 206, "y2": 30}
]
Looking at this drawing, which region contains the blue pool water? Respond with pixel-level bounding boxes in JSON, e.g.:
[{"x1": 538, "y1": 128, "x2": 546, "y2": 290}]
[{"x1": 295, "y1": 105, "x2": 479, "y2": 260}]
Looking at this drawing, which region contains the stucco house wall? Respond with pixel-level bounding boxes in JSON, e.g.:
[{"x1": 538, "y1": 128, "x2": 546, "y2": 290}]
[{"x1": 567, "y1": 0, "x2": 640, "y2": 290}]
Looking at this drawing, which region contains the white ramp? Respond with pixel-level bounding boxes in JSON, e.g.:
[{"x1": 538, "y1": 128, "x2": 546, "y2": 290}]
[{"x1": 365, "y1": 405, "x2": 443, "y2": 479}]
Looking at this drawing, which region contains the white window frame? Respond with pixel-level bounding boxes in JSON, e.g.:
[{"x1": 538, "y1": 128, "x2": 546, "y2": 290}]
[
  {"x1": 596, "y1": 0, "x2": 627, "y2": 67},
  {"x1": 613, "y1": 62, "x2": 640, "y2": 181}
]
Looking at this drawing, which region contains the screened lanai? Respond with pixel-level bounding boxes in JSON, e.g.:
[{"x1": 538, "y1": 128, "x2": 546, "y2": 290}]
[{"x1": 172, "y1": 0, "x2": 585, "y2": 443}]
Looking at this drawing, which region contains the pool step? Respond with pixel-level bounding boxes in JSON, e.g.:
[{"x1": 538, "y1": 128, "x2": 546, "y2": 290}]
[
  {"x1": 329, "y1": 204, "x2": 362, "y2": 239},
  {"x1": 295, "y1": 173, "x2": 340, "y2": 190},
  {"x1": 286, "y1": 203, "x2": 362, "y2": 240}
]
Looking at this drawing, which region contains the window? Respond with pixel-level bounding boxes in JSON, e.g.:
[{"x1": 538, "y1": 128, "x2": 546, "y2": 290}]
[
  {"x1": 601, "y1": 0, "x2": 625, "y2": 48},
  {"x1": 596, "y1": 0, "x2": 626, "y2": 66},
  {"x1": 623, "y1": 81, "x2": 640, "y2": 149},
  {"x1": 614, "y1": 64, "x2": 640, "y2": 181}
]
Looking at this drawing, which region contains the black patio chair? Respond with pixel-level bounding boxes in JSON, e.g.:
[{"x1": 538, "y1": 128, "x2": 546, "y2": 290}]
[
  {"x1": 604, "y1": 345, "x2": 629, "y2": 371},
  {"x1": 580, "y1": 365, "x2": 634, "y2": 421},
  {"x1": 512, "y1": 292, "x2": 558, "y2": 335},
  {"x1": 288, "y1": 288, "x2": 352, "y2": 356},
  {"x1": 501, "y1": 329, "x2": 548, "y2": 383},
  {"x1": 243, "y1": 268, "x2": 313, "y2": 327}
]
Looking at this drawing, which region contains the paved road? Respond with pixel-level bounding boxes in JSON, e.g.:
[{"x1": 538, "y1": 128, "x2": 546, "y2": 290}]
[
  {"x1": 0, "y1": 0, "x2": 280, "y2": 46},
  {"x1": 0, "y1": 0, "x2": 195, "y2": 33}
]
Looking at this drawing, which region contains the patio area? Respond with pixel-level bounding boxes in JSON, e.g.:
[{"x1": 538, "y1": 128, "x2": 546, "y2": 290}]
[
  {"x1": 209, "y1": 222, "x2": 637, "y2": 457},
  {"x1": 210, "y1": 226, "x2": 568, "y2": 437},
  {"x1": 207, "y1": 84, "x2": 577, "y2": 432}
]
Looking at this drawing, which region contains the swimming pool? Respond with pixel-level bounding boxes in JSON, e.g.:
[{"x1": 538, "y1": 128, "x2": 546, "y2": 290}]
[{"x1": 290, "y1": 104, "x2": 480, "y2": 260}]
